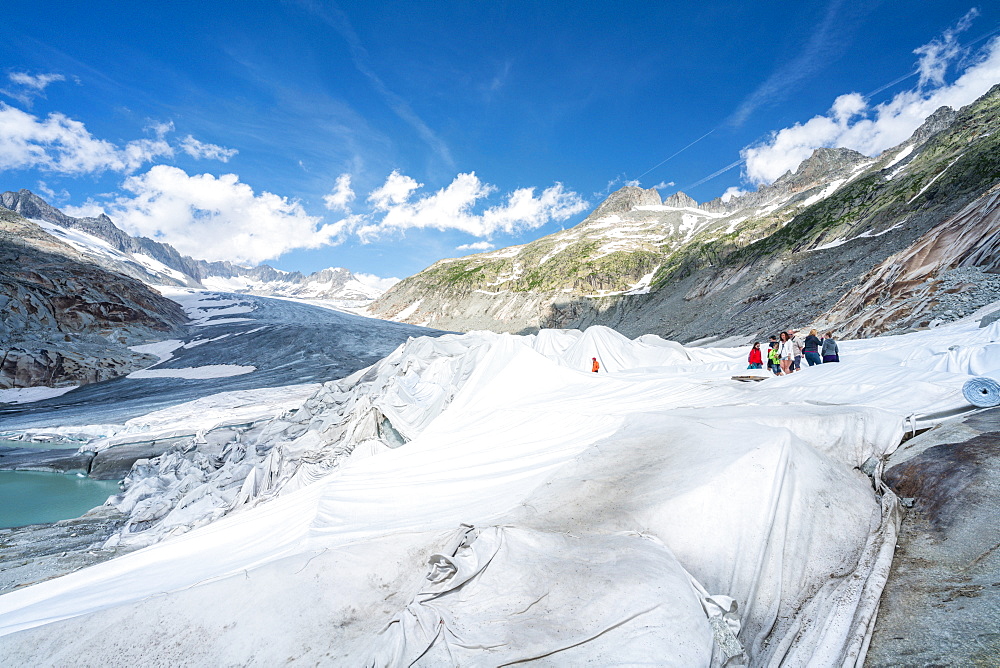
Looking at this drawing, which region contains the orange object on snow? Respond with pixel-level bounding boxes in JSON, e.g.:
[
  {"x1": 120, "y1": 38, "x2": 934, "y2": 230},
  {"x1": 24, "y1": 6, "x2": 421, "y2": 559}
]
[{"x1": 591, "y1": 358, "x2": 600, "y2": 373}]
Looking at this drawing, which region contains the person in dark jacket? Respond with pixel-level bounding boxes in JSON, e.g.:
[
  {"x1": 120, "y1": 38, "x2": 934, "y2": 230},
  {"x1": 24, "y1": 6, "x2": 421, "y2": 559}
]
[
  {"x1": 803, "y1": 328, "x2": 823, "y2": 366},
  {"x1": 822, "y1": 333, "x2": 840, "y2": 362}
]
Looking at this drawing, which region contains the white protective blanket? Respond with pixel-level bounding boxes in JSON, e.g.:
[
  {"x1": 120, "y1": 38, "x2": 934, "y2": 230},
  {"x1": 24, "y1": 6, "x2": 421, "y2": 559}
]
[{"x1": 1, "y1": 320, "x2": 998, "y2": 666}]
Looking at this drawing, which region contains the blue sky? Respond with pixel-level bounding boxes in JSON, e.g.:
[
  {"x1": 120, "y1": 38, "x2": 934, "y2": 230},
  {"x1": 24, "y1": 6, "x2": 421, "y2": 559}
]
[{"x1": 2, "y1": 1, "x2": 999, "y2": 283}]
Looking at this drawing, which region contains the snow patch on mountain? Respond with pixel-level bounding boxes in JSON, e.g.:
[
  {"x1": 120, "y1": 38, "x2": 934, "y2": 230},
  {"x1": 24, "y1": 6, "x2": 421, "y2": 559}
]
[
  {"x1": 0, "y1": 385, "x2": 79, "y2": 405},
  {"x1": 800, "y1": 178, "x2": 847, "y2": 208},
  {"x1": 394, "y1": 299, "x2": 423, "y2": 321},
  {"x1": 30, "y1": 218, "x2": 187, "y2": 287},
  {"x1": 885, "y1": 145, "x2": 915, "y2": 169},
  {"x1": 129, "y1": 339, "x2": 185, "y2": 363},
  {"x1": 201, "y1": 268, "x2": 386, "y2": 303},
  {"x1": 127, "y1": 365, "x2": 256, "y2": 380},
  {"x1": 907, "y1": 154, "x2": 964, "y2": 204}
]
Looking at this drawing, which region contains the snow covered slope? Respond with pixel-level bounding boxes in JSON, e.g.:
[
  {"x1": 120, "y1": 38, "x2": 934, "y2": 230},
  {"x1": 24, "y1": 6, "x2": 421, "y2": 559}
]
[
  {"x1": 201, "y1": 266, "x2": 390, "y2": 304},
  {"x1": 2, "y1": 319, "x2": 999, "y2": 664}
]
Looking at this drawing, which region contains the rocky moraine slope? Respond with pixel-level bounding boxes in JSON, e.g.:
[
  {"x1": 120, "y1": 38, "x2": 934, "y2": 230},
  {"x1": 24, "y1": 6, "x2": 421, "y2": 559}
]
[
  {"x1": 0, "y1": 208, "x2": 187, "y2": 389},
  {"x1": 370, "y1": 85, "x2": 1000, "y2": 341}
]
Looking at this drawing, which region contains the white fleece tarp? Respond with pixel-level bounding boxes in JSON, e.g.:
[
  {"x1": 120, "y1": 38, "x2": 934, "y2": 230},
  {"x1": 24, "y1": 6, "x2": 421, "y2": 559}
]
[
  {"x1": 361, "y1": 526, "x2": 719, "y2": 667},
  {"x1": 1, "y1": 320, "x2": 998, "y2": 665}
]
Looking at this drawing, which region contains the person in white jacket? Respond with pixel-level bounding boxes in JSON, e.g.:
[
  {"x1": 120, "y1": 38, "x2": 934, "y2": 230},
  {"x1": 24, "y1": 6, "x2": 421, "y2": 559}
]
[{"x1": 778, "y1": 331, "x2": 795, "y2": 375}]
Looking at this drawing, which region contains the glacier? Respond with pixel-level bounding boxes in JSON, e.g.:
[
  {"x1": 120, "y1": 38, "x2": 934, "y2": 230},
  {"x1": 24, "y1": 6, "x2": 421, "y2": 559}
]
[{"x1": 2, "y1": 315, "x2": 1000, "y2": 665}]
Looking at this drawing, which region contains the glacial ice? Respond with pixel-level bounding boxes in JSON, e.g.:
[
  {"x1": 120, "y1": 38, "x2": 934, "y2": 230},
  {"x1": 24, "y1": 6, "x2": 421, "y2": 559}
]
[{"x1": 2, "y1": 319, "x2": 1000, "y2": 665}]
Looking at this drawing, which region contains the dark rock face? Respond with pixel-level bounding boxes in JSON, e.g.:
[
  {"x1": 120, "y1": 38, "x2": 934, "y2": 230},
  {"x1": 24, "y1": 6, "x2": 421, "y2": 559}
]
[
  {"x1": 819, "y1": 186, "x2": 1000, "y2": 337},
  {"x1": 866, "y1": 409, "x2": 1000, "y2": 667},
  {"x1": 0, "y1": 189, "x2": 204, "y2": 283},
  {"x1": 0, "y1": 209, "x2": 187, "y2": 389},
  {"x1": 884, "y1": 435, "x2": 999, "y2": 534},
  {"x1": 910, "y1": 105, "x2": 959, "y2": 145}
]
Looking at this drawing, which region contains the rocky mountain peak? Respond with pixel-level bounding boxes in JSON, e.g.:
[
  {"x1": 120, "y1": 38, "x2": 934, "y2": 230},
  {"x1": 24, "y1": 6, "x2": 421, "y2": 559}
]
[
  {"x1": 662, "y1": 191, "x2": 699, "y2": 209},
  {"x1": 314, "y1": 266, "x2": 351, "y2": 279},
  {"x1": 590, "y1": 186, "x2": 662, "y2": 218},
  {"x1": 910, "y1": 106, "x2": 958, "y2": 145},
  {"x1": 1, "y1": 189, "x2": 136, "y2": 250},
  {"x1": 776, "y1": 147, "x2": 869, "y2": 188},
  {"x1": 1, "y1": 189, "x2": 71, "y2": 225}
]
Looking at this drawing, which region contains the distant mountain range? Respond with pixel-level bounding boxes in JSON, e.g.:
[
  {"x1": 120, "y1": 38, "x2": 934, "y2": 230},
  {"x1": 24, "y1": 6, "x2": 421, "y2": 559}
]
[
  {"x1": 0, "y1": 190, "x2": 389, "y2": 305},
  {"x1": 0, "y1": 191, "x2": 391, "y2": 390},
  {"x1": 370, "y1": 85, "x2": 1000, "y2": 341}
]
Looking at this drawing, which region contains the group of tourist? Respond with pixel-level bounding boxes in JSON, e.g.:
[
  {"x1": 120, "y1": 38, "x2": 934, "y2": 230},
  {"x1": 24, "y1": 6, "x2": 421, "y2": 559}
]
[{"x1": 747, "y1": 328, "x2": 840, "y2": 375}]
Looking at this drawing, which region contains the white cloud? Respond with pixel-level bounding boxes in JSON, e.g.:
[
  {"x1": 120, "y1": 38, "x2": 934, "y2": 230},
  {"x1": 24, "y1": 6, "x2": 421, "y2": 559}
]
[
  {"x1": 180, "y1": 135, "x2": 238, "y2": 162},
  {"x1": 9, "y1": 72, "x2": 65, "y2": 91},
  {"x1": 914, "y1": 8, "x2": 978, "y2": 88},
  {"x1": 1, "y1": 72, "x2": 66, "y2": 106},
  {"x1": 830, "y1": 92, "x2": 866, "y2": 123},
  {"x1": 61, "y1": 201, "x2": 107, "y2": 218},
  {"x1": 323, "y1": 173, "x2": 355, "y2": 211},
  {"x1": 122, "y1": 138, "x2": 174, "y2": 171},
  {"x1": 652, "y1": 181, "x2": 675, "y2": 189},
  {"x1": 481, "y1": 183, "x2": 589, "y2": 235},
  {"x1": 357, "y1": 171, "x2": 588, "y2": 240},
  {"x1": 91, "y1": 165, "x2": 350, "y2": 264},
  {"x1": 742, "y1": 28, "x2": 1000, "y2": 185},
  {"x1": 456, "y1": 241, "x2": 494, "y2": 251},
  {"x1": 353, "y1": 272, "x2": 399, "y2": 292},
  {"x1": 367, "y1": 170, "x2": 424, "y2": 210},
  {"x1": 35, "y1": 181, "x2": 69, "y2": 204},
  {"x1": 0, "y1": 104, "x2": 124, "y2": 173},
  {"x1": 0, "y1": 105, "x2": 238, "y2": 175},
  {"x1": 149, "y1": 121, "x2": 175, "y2": 138}
]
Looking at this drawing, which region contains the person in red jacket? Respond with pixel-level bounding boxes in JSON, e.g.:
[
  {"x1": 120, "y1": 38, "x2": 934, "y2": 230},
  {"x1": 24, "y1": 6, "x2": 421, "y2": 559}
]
[
  {"x1": 591, "y1": 357, "x2": 600, "y2": 373},
  {"x1": 747, "y1": 342, "x2": 763, "y2": 369}
]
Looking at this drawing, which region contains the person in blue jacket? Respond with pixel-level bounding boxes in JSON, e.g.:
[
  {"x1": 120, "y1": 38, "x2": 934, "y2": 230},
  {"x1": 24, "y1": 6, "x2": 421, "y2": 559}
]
[{"x1": 803, "y1": 329, "x2": 823, "y2": 366}]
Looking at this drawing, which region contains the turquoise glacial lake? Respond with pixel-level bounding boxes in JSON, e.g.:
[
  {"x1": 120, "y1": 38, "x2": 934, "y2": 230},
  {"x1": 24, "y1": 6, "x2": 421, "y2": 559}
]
[
  {"x1": 0, "y1": 471, "x2": 120, "y2": 529},
  {"x1": 0, "y1": 438, "x2": 86, "y2": 451}
]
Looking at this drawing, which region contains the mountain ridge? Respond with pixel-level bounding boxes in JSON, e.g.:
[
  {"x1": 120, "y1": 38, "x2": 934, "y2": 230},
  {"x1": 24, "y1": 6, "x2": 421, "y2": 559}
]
[
  {"x1": 0, "y1": 190, "x2": 390, "y2": 304},
  {"x1": 369, "y1": 84, "x2": 1000, "y2": 341}
]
